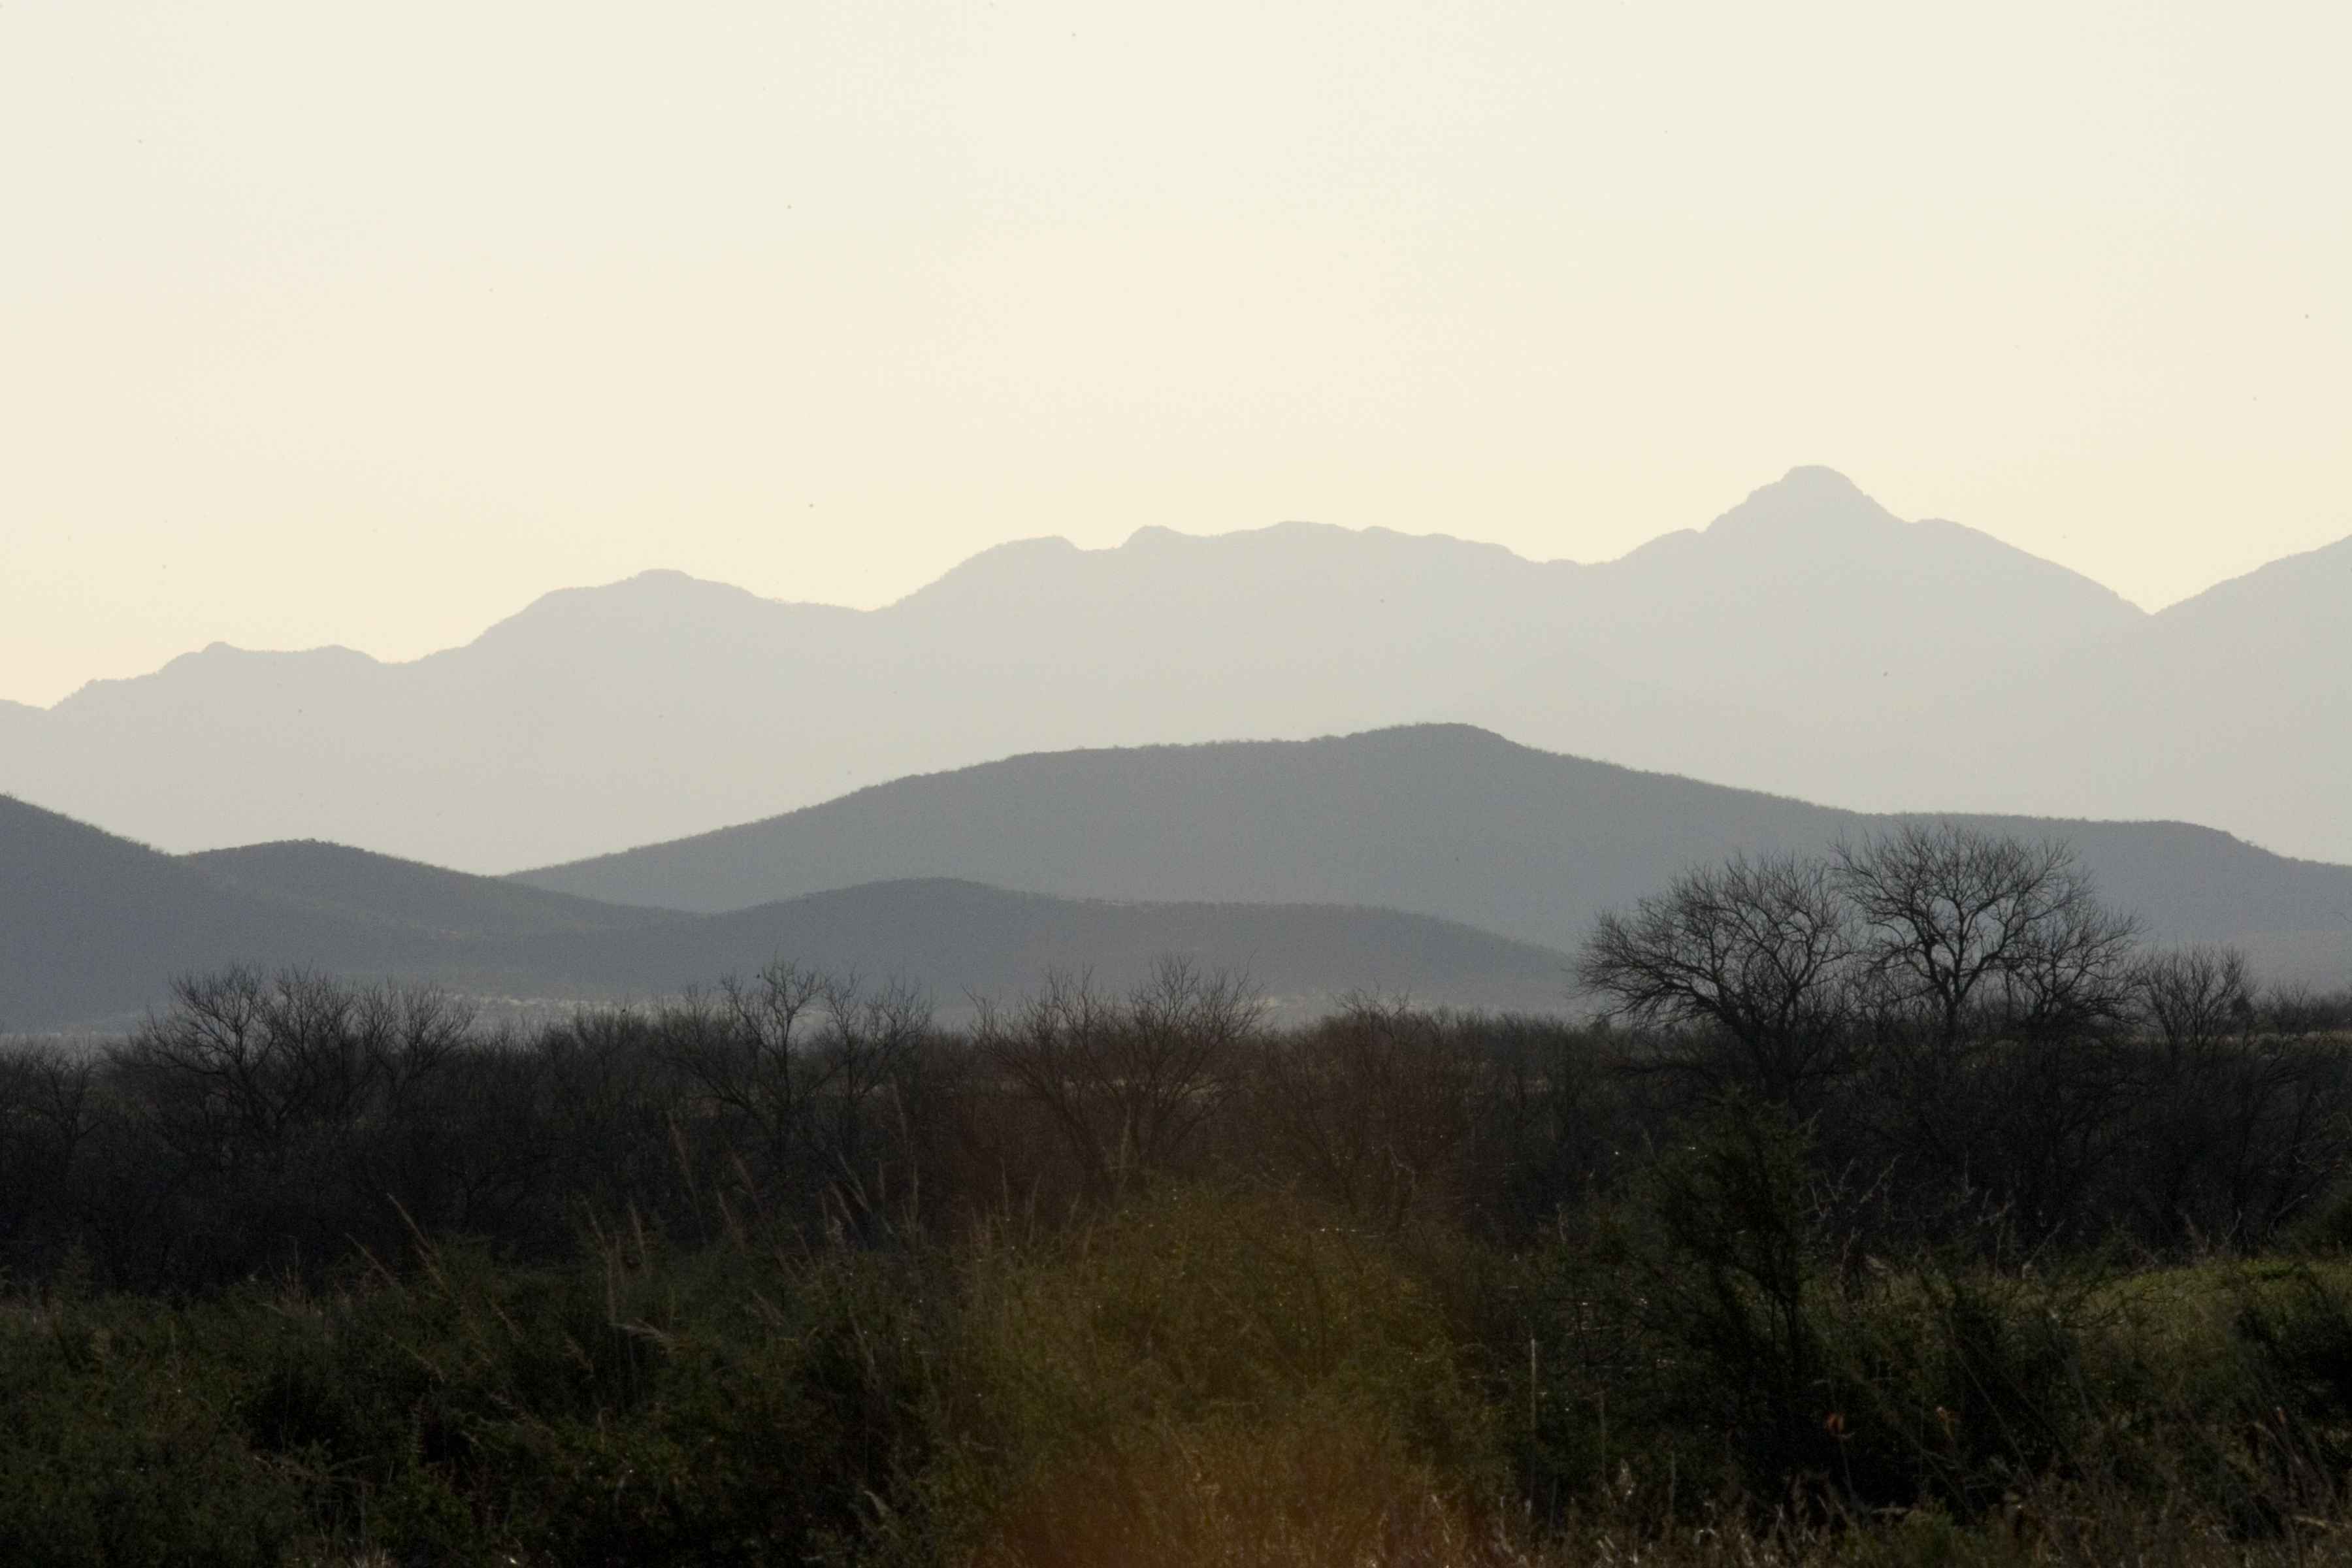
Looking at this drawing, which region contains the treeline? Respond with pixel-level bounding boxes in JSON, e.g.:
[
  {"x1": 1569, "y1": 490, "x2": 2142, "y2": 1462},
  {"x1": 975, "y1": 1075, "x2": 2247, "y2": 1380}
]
[
  {"x1": 1580, "y1": 823, "x2": 2352, "y2": 1252},
  {"x1": 3, "y1": 875, "x2": 2349, "y2": 1296},
  {"x1": 3, "y1": 960, "x2": 1577, "y2": 1294},
  {"x1": 7, "y1": 831, "x2": 2352, "y2": 1563}
]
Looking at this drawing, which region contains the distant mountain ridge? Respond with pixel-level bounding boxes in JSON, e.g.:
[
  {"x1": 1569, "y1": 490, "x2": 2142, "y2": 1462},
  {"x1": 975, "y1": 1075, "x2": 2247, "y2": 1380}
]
[
  {"x1": 497, "y1": 878, "x2": 1575, "y2": 1019},
  {"x1": 10, "y1": 719, "x2": 2349, "y2": 1030},
  {"x1": 0, "y1": 795, "x2": 1570, "y2": 1030},
  {"x1": 184, "y1": 840, "x2": 683, "y2": 941},
  {"x1": 514, "y1": 725, "x2": 2352, "y2": 990},
  {"x1": 1867, "y1": 531, "x2": 2352, "y2": 855},
  {"x1": 4, "y1": 467, "x2": 2345, "y2": 868}
]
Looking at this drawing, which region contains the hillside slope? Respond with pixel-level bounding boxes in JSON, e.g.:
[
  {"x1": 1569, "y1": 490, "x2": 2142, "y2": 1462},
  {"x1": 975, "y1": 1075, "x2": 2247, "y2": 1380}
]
[
  {"x1": 0, "y1": 795, "x2": 402, "y2": 1030},
  {"x1": 502, "y1": 878, "x2": 1575, "y2": 1015},
  {"x1": 514, "y1": 725, "x2": 2352, "y2": 986},
  {"x1": 2, "y1": 795, "x2": 1575, "y2": 1028},
  {"x1": 1839, "y1": 533, "x2": 2352, "y2": 859},
  {"x1": 185, "y1": 841, "x2": 682, "y2": 940}
]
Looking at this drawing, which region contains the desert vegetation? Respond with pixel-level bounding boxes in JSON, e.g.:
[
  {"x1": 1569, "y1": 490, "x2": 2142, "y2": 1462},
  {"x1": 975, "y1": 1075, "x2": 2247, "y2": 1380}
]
[{"x1": 6, "y1": 830, "x2": 2352, "y2": 1564}]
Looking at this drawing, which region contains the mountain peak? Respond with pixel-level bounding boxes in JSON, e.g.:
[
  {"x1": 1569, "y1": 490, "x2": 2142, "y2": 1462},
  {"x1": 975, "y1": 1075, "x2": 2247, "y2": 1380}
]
[
  {"x1": 1703, "y1": 466, "x2": 1901, "y2": 538},
  {"x1": 1778, "y1": 464, "x2": 1865, "y2": 492},
  {"x1": 488, "y1": 570, "x2": 791, "y2": 629}
]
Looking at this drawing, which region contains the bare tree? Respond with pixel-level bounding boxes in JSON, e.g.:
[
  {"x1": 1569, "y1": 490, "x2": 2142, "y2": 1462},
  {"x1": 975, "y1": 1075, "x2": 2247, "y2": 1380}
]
[
  {"x1": 807, "y1": 972, "x2": 933, "y2": 1184},
  {"x1": 1835, "y1": 825, "x2": 2139, "y2": 1045},
  {"x1": 664, "y1": 959, "x2": 831, "y2": 1186},
  {"x1": 979, "y1": 958, "x2": 1262, "y2": 1198},
  {"x1": 1247, "y1": 996, "x2": 1482, "y2": 1228},
  {"x1": 2136, "y1": 944, "x2": 2256, "y2": 1061},
  {"x1": 109, "y1": 968, "x2": 479, "y2": 1278},
  {"x1": 656, "y1": 959, "x2": 932, "y2": 1223},
  {"x1": 1822, "y1": 827, "x2": 2142, "y2": 1236},
  {"x1": 0, "y1": 1042, "x2": 95, "y2": 1272},
  {"x1": 2122, "y1": 947, "x2": 2352, "y2": 1248},
  {"x1": 1576, "y1": 853, "x2": 1855, "y2": 1103}
]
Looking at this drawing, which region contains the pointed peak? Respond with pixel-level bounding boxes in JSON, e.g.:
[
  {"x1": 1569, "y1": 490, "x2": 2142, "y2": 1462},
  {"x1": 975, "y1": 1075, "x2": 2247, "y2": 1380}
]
[{"x1": 1703, "y1": 466, "x2": 1904, "y2": 538}]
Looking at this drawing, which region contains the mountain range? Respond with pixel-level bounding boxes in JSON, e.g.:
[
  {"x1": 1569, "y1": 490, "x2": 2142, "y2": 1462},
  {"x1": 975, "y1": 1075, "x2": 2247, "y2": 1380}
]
[
  {"x1": 7, "y1": 466, "x2": 2346, "y2": 870},
  {"x1": 512, "y1": 724, "x2": 2352, "y2": 987},
  {"x1": 8, "y1": 721, "x2": 2347, "y2": 1032},
  {"x1": 0, "y1": 792, "x2": 1572, "y2": 1032}
]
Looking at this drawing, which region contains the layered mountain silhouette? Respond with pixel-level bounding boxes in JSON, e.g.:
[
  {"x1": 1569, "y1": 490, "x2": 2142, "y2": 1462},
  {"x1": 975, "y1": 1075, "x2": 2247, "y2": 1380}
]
[
  {"x1": 17, "y1": 466, "x2": 2340, "y2": 870},
  {"x1": 185, "y1": 839, "x2": 681, "y2": 942},
  {"x1": 514, "y1": 725, "x2": 2352, "y2": 990},
  {"x1": 0, "y1": 794, "x2": 1570, "y2": 1031},
  {"x1": 0, "y1": 796, "x2": 670, "y2": 1028},
  {"x1": 1848, "y1": 532, "x2": 2352, "y2": 859},
  {"x1": 493, "y1": 880, "x2": 1575, "y2": 1021},
  {"x1": 11, "y1": 715, "x2": 2348, "y2": 1030},
  {"x1": 1, "y1": 795, "x2": 387, "y2": 1030}
]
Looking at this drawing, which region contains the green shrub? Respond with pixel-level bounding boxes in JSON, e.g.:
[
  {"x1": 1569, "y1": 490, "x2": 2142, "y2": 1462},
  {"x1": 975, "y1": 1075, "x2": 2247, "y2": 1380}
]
[{"x1": 0, "y1": 1301, "x2": 305, "y2": 1567}]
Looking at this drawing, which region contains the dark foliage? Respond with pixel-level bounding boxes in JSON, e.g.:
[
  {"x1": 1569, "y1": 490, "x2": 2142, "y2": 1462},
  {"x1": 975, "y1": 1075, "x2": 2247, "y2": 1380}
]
[{"x1": 3, "y1": 836, "x2": 2351, "y2": 1563}]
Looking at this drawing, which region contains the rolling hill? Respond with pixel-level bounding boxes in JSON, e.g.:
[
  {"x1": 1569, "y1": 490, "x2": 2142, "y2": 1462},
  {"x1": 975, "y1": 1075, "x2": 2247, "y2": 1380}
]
[
  {"x1": 514, "y1": 725, "x2": 2352, "y2": 989},
  {"x1": 0, "y1": 794, "x2": 413, "y2": 1030},
  {"x1": 184, "y1": 840, "x2": 683, "y2": 941},
  {"x1": 496, "y1": 879, "x2": 1575, "y2": 1016},
  {"x1": 0, "y1": 795, "x2": 1573, "y2": 1030}
]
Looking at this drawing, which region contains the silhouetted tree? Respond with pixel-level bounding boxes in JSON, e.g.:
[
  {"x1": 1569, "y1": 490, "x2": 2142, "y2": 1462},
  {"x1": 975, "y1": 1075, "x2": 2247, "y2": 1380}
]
[
  {"x1": 1249, "y1": 996, "x2": 1482, "y2": 1228},
  {"x1": 1835, "y1": 825, "x2": 2139, "y2": 1046},
  {"x1": 979, "y1": 959, "x2": 1261, "y2": 1199},
  {"x1": 1576, "y1": 853, "x2": 1855, "y2": 1105}
]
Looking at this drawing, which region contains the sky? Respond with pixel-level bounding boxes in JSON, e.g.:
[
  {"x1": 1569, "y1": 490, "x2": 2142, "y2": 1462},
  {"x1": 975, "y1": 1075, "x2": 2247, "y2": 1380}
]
[{"x1": 4, "y1": 1, "x2": 2348, "y2": 708}]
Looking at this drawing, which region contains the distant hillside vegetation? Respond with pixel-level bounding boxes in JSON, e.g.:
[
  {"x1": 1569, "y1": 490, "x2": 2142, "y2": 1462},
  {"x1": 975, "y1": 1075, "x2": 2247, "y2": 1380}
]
[
  {"x1": 186, "y1": 840, "x2": 681, "y2": 940},
  {"x1": 0, "y1": 795, "x2": 392, "y2": 1029},
  {"x1": 513, "y1": 725, "x2": 2352, "y2": 989},
  {"x1": 2, "y1": 796, "x2": 1572, "y2": 1029},
  {"x1": 495, "y1": 877, "x2": 1573, "y2": 1015}
]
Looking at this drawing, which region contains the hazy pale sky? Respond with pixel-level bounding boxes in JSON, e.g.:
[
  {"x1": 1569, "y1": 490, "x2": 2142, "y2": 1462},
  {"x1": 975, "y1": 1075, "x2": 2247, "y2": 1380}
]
[{"x1": 5, "y1": 1, "x2": 2347, "y2": 708}]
